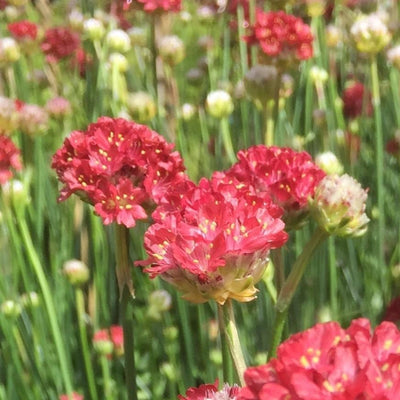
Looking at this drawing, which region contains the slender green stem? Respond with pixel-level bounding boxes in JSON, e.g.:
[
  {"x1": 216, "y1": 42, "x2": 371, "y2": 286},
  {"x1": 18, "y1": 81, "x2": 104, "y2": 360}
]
[
  {"x1": 263, "y1": 100, "x2": 275, "y2": 146},
  {"x1": 268, "y1": 308, "x2": 288, "y2": 360},
  {"x1": 328, "y1": 237, "x2": 338, "y2": 319},
  {"x1": 217, "y1": 304, "x2": 234, "y2": 384},
  {"x1": 100, "y1": 355, "x2": 113, "y2": 400},
  {"x1": 75, "y1": 288, "x2": 99, "y2": 400},
  {"x1": 220, "y1": 117, "x2": 236, "y2": 164},
  {"x1": 217, "y1": 300, "x2": 246, "y2": 386}
]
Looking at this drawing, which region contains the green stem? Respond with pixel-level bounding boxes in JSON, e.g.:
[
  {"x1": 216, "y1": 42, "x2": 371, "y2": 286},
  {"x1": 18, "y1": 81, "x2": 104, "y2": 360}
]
[
  {"x1": 328, "y1": 237, "x2": 338, "y2": 319},
  {"x1": 217, "y1": 305, "x2": 234, "y2": 384},
  {"x1": 114, "y1": 225, "x2": 137, "y2": 400},
  {"x1": 263, "y1": 100, "x2": 275, "y2": 146},
  {"x1": 17, "y1": 215, "x2": 73, "y2": 396},
  {"x1": 75, "y1": 288, "x2": 99, "y2": 400},
  {"x1": 217, "y1": 300, "x2": 246, "y2": 386},
  {"x1": 100, "y1": 355, "x2": 113, "y2": 400},
  {"x1": 220, "y1": 117, "x2": 236, "y2": 164}
]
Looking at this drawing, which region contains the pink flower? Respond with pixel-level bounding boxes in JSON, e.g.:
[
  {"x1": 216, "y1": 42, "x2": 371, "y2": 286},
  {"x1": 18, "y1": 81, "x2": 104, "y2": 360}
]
[
  {"x1": 0, "y1": 134, "x2": 22, "y2": 185},
  {"x1": 41, "y1": 27, "x2": 80, "y2": 63},
  {"x1": 52, "y1": 117, "x2": 187, "y2": 228},
  {"x1": 93, "y1": 325, "x2": 124, "y2": 357},
  {"x1": 225, "y1": 145, "x2": 326, "y2": 230},
  {"x1": 7, "y1": 20, "x2": 38, "y2": 40},
  {"x1": 239, "y1": 318, "x2": 400, "y2": 400},
  {"x1": 244, "y1": 10, "x2": 313, "y2": 65},
  {"x1": 59, "y1": 393, "x2": 83, "y2": 400},
  {"x1": 138, "y1": 174, "x2": 288, "y2": 304},
  {"x1": 125, "y1": 0, "x2": 181, "y2": 13},
  {"x1": 179, "y1": 380, "x2": 240, "y2": 400}
]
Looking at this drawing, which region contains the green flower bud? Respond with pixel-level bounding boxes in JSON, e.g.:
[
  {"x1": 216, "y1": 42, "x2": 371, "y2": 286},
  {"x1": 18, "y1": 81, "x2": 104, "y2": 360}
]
[
  {"x1": 206, "y1": 90, "x2": 233, "y2": 119},
  {"x1": 163, "y1": 326, "x2": 178, "y2": 342},
  {"x1": 147, "y1": 289, "x2": 172, "y2": 320},
  {"x1": 126, "y1": 91, "x2": 156, "y2": 123},
  {"x1": 108, "y1": 53, "x2": 128, "y2": 73},
  {"x1": 2, "y1": 180, "x2": 30, "y2": 210},
  {"x1": 83, "y1": 18, "x2": 105, "y2": 41},
  {"x1": 310, "y1": 174, "x2": 370, "y2": 237},
  {"x1": 20, "y1": 291, "x2": 40, "y2": 309},
  {"x1": 315, "y1": 152, "x2": 344, "y2": 175},
  {"x1": 106, "y1": 29, "x2": 131, "y2": 53},
  {"x1": 127, "y1": 27, "x2": 147, "y2": 47},
  {"x1": 244, "y1": 64, "x2": 278, "y2": 107},
  {"x1": 1, "y1": 300, "x2": 22, "y2": 318},
  {"x1": 326, "y1": 24, "x2": 342, "y2": 48},
  {"x1": 158, "y1": 35, "x2": 185, "y2": 66},
  {"x1": 181, "y1": 103, "x2": 196, "y2": 121},
  {"x1": 0, "y1": 37, "x2": 20, "y2": 65},
  {"x1": 309, "y1": 66, "x2": 328, "y2": 84},
  {"x1": 63, "y1": 259, "x2": 90, "y2": 286}
]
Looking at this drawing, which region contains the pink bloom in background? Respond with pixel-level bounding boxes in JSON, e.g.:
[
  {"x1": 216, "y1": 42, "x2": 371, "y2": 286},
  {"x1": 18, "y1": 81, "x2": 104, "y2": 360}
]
[
  {"x1": 138, "y1": 174, "x2": 288, "y2": 304},
  {"x1": 125, "y1": 0, "x2": 181, "y2": 13},
  {"x1": 52, "y1": 117, "x2": 187, "y2": 228},
  {"x1": 225, "y1": 145, "x2": 325, "y2": 229},
  {"x1": 41, "y1": 27, "x2": 80, "y2": 63},
  {"x1": 239, "y1": 318, "x2": 400, "y2": 400},
  {"x1": 179, "y1": 380, "x2": 240, "y2": 400},
  {"x1": 59, "y1": 393, "x2": 83, "y2": 400},
  {"x1": 245, "y1": 10, "x2": 313, "y2": 64},
  {"x1": 0, "y1": 134, "x2": 23, "y2": 185},
  {"x1": 342, "y1": 81, "x2": 373, "y2": 119},
  {"x1": 93, "y1": 325, "x2": 124, "y2": 357},
  {"x1": 45, "y1": 97, "x2": 71, "y2": 118},
  {"x1": 7, "y1": 20, "x2": 38, "y2": 40}
]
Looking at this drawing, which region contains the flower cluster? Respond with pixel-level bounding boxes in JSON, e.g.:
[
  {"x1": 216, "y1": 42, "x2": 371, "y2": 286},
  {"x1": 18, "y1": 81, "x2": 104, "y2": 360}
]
[
  {"x1": 93, "y1": 325, "x2": 124, "y2": 357},
  {"x1": 225, "y1": 145, "x2": 326, "y2": 230},
  {"x1": 51, "y1": 117, "x2": 186, "y2": 228},
  {"x1": 138, "y1": 174, "x2": 288, "y2": 304},
  {"x1": 0, "y1": 134, "x2": 23, "y2": 185},
  {"x1": 7, "y1": 20, "x2": 38, "y2": 41},
  {"x1": 245, "y1": 10, "x2": 313, "y2": 67},
  {"x1": 239, "y1": 318, "x2": 400, "y2": 399},
  {"x1": 342, "y1": 81, "x2": 372, "y2": 119},
  {"x1": 125, "y1": 0, "x2": 181, "y2": 13},
  {"x1": 179, "y1": 380, "x2": 239, "y2": 400},
  {"x1": 41, "y1": 27, "x2": 80, "y2": 63}
]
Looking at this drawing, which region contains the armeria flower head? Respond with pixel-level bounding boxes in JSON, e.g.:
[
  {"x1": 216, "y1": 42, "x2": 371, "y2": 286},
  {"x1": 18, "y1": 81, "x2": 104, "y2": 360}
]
[
  {"x1": 0, "y1": 96, "x2": 19, "y2": 135},
  {"x1": 179, "y1": 380, "x2": 240, "y2": 400},
  {"x1": 52, "y1": 116, "x2": 187, "y2": 228},
  {"x1": 244, "y1": 10, "x2": 313, "y2": 69},
  {"x1": 0, "y1": 134, "x2": 23, "y2": 185},
  {"x1": 342, "y1": 81, "x2": 373, "y2": 119},
  {"x1": 238, "y1": 318, "x2": 400, "y2": 400},
  {"x1": 225, "y1": 145, "x2": 326, "y2": 230},
  {"x1": 310, "y1": 173, "x2": 369, "y2": 237},
  {"x1": 59, "y1": 393, "x2": 83, "y2": 400},
  {"x1": 7, "y1": 20, "x2": 38, "y2": 41},
  {"x1": 138, "y1": 174, "x2": 288, "y2": 304},
  {"x1": 125, "y1": 0, "x2": 181, "y2": 13},
  {"x1": 41, "y1": 27, "x2": 80, "y2": 63},
  {"x1": 93, "y1": 325, "x2": 124, "y2": 357}
]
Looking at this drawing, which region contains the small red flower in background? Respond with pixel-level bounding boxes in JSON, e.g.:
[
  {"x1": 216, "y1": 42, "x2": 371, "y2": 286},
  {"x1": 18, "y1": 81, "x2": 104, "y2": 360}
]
[
  {"x1": 59, "y1": 393, "x2": 83, "y2": 400},
  {"x1": 41, "y1": 27, "x2": 80, "y2": 63},
  {"x1": 179, "y1": 380, "x2": 239, "y2": 400},
  {"x1": 138, "y1": 174, "x2": 288, "y2": 304},
  {"x1": 244, "y1": 10, "x2": 313, "y2": 65},
  {"x1": 239, "y1": 318, "x2": 400, "y2": 400},
  {"x1": 225, "y1": 145, "x2": 326, "y2": 230},
  {"x1": 342, "y1": 81, "x2": 373, "y2": 119},
  {"x1": 0, "y1": 134, "x2": 23, "y2": 185},
  {"x1": 93, "y1": 325, "x2": 124, "y2": 357},
  {"x1": 52, "y1": 117, "x2": 187, "y2": 228},
  {"x1": 7, "y1": 20, "x2": 38, "y2": 41},
  {"x1": 125, "y1": 0, "x2": 181, "y2": 13}
]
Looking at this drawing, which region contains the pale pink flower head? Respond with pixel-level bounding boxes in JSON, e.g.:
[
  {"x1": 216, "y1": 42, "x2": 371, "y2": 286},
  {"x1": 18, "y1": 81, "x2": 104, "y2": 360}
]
[
  {"x1": 138, "y1": 174, "x2": 288, "y2": 304},
  {"x1": 0, "y1": 134, "x2": 23, "y2": 185},
  {"x1": 52, "y1": 117, "x2": 187, "y2": 228},
  {"x1": 225, "y1": 145, "x2": 326, "y2": 230},
  {"x1": 45, "y1": 97, "x2": 71, "y2": 119},
  {"x1": 17, "y1": 103, "x2": 49, "y2": 136}
]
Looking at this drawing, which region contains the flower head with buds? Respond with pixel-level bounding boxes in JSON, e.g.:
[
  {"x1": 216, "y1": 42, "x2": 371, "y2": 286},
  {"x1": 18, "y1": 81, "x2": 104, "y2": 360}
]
[{"x1": 310, "y1": 174, "x2": 369, "y2": 237}]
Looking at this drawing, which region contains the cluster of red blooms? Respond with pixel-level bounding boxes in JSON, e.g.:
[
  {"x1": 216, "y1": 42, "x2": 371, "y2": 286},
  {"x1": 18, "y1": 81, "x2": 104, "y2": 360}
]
[
  {"x1": 51, "y1": 117, "x2": 186, "y2": 228},
  {"x1": 7, "y1": 20, "x2": 38, "y2": 41},
  {"x1": 342, "y1": 81, "x2": 373, "y2": 119},
  {"x1": 239, "y1": 318, "x2": 400, "y2": 399},
  {"x1": 245, "y1": 10, "x2": 314, "y2": 63},
  {"x1": 179, "y1": 380, "x2": 239, "y2": 400},
  {"x1": 138, "y1": 173, "x2": 288, "y2": 304},
  {"x1": 225, "y1": 145, "x2": 326, "y2": 229},
  {"x1": 124, "y1": 0, "x2": 181, "y2": 12},
  {"x1": 0, "y1": 134, "x2": 23, "y2": 185},
  {"x1": 93, "y1": 325, "x2": 124, "y2": 357},
  {"x1": 59, "y1": 393, "x2": 83, "y2": 400},
  {"x1": 41, "y1": 27, "x2": 80, "y2": 63}
]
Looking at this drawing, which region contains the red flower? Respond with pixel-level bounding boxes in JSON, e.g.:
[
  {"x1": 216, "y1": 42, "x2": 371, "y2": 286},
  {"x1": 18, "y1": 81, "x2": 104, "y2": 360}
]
[
  {"x1": 71, "y1": 47, "x2": 91, "y2": 78},
  {"x1": 342, "y1": 81, "x2": 373, "y2": 119},
  {"x1": 41, "y1": 27, "x2": 80, "y2": 63},
  {"x1": 138, "y1": 174, "x2": 288, "y2": 304},
  {"x1": 59, "y1": 393, "x2": 83, "y2": 400},
  {"x1": 52, "y1": 117, "x2": 187, "y2": 228},
  {"x1": 239, "y1": 318, "x2": 400, "y2": 400},
  {"x1": 7, "y1": 20, "x2": 38, "y2": 40},
  {"x1": 244, "y1": 10, "x2": 314, "y2": 65},
  {"x1": 125, "y1": 0, "x2": 181, "y2": 13},
  {"x1": 0, "y1": 134, "x2": 23, "y2": 185},
  {"x1": 93, "y1": 325, "x2": 124, "y2": 357},
  {"x1": 225, "y1": 145, "x2": 326, "y2": 230},
  {"x1": 179, "y1": 380, "x2": 240, "y2": 400}
]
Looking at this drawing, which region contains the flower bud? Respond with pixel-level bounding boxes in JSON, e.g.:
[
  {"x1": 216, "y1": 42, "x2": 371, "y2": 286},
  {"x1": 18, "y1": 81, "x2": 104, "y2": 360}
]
[
  {"x1": 63, "y1": 259, "x2": 90, "y2": 286},
  {"x1": 69, "y1": 9, "x2": 84, "y2": 32},
  {"x1": 244, "y1": 64, "x2": 278, "y2": 107},
  {"x1": 20, "y1": 291, "x2": 40, "y2": 309},
  {"x1": 1, "y1": 300, "x2": 22, "y2": 318},
  {"x1": 93, "y1": 329, "x2": 114, "y2": 356},
  {"x1": 108, "y1": 52, "x2": 128, "y2": 73},
  {"x1": 309, "y1": 66, "x2": 328, "y2": 84},
  {"x1": 387, "y1": 45, "x2": 400, "y2": 70},
  {"x1": 4, "y1": 6, "x2": 20, "y2": 22},
  {"x1": 351, "y1": 13, "x2": 391, "y2": 54},
  {"x1": 106, "y1": 29, "x2": 131, "y2": 53},
  {"x1": 126, "y1": 91, "x2": 156, "y2": 123},
  {"x1": 158, "y1": 35, "x2": 185, "y2": 66},
  {"x1": 2, "y1": 179, "x2": 30, "y2": 209},
  {"x1": 127, "y1": 27, "x2": 147, "y2": 47},
  {"x1": 315, "y1": 151, "x2": 344, "y2": 175},
  {"x1": 186, "y1": 68, "x2": 204, "y2": 86},
  {"x1": 326, "y1": 24, "x2": 342, "y2": 48},
  {"x1": 310, "y1": 174, "x2": 369, "y2": 237},
  {"x1": 147, "y1": 289, "x2": 172, "y2": 320},
  {"x1": 83, "y1": 18, "x2": 105, "y2": 41},
  {"x1": 163, "y1": 326, "x2": 178, "y2": 341},
  {"x1": 305, "y1": 0, "x2": 326, "y2": 17},
  {"x1": 0, "y1": 37, "x2": 20, "y2": 65},
  {"x1": 206, "y1": 90, "x2": 233, "y2": 118},
  {"x1": 181, "y1": 103, "x2": 196, "y2": 121},
  {"x1": 160, "y1": 362, "x2": 177, "y2": 381}
]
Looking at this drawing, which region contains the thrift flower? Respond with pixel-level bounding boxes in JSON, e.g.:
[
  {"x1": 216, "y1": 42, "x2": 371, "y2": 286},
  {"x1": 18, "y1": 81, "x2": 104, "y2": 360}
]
[
  {"x1": 206, "y1": 90, "x2": 234, "y2": 119},
  {"x1": 0, "y1": 134, "x2": 22, "y2": 184},
  {"x1": 179, "y1": 380, "x2": 240, "y2": 400},
  {"x1": 126, "y1": 0, "x2": 181, "y2": 13},
  {"x1": 342, "y1": 81, "x2": 372, "y2": 119},
  {"x1": 7, "y1": 20, "x2": 38, "y2": 40},
  {"x1": 59, "y1": 392, "x2": 84, "y2": 400},
  {"x1": 41, "y1": 27, "x2": 80, "y2": 63},
  {"x1": 158, "y1": 35, "x2": 185, "y2": 66}
]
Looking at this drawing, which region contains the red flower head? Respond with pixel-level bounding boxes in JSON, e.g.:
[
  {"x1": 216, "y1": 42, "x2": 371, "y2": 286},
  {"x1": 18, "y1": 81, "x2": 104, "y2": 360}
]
[
  {"x1": 138, "y1": 174, "x2": 288, "y2": 304},
  {"x1": 93, "y1": 325, "x2": 124, "y2": 357},
  {"x1": 71, "y1": 47, "x2": 91, "y2": 78},
  {"x1": 41, "y1": 27, "x2": 80, "y2": 63},
  {"x1": 7, "y1": 20, "x2": 38, "y2": 41},
  {"x1": 59, "y1": 393, "x2": 83, "y2": 400},
  {"x1": 239, "y1": 318, "x2": 400, "y2": 400},
  {"x1": 52, "y1": 117, "x2": 187, "y2": 228},
  {"x1": 244, "y1": 10, "x2": 313, "y2": 68},
  {"x1": 225, "y1": 145, "x2": 326, "y2": 230},
  {"x1": 342, "y1": 81, "x2": 373, "y2": 119},
  {"x1": 0, "y1": 134, "x2": 23, "y2": 185},
  {"x1": 125, "y1": 0, "x2": 181, "y2": 13},
  {"x1": 179, "y1": 380, "x2": 240, "y2": 400}
]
